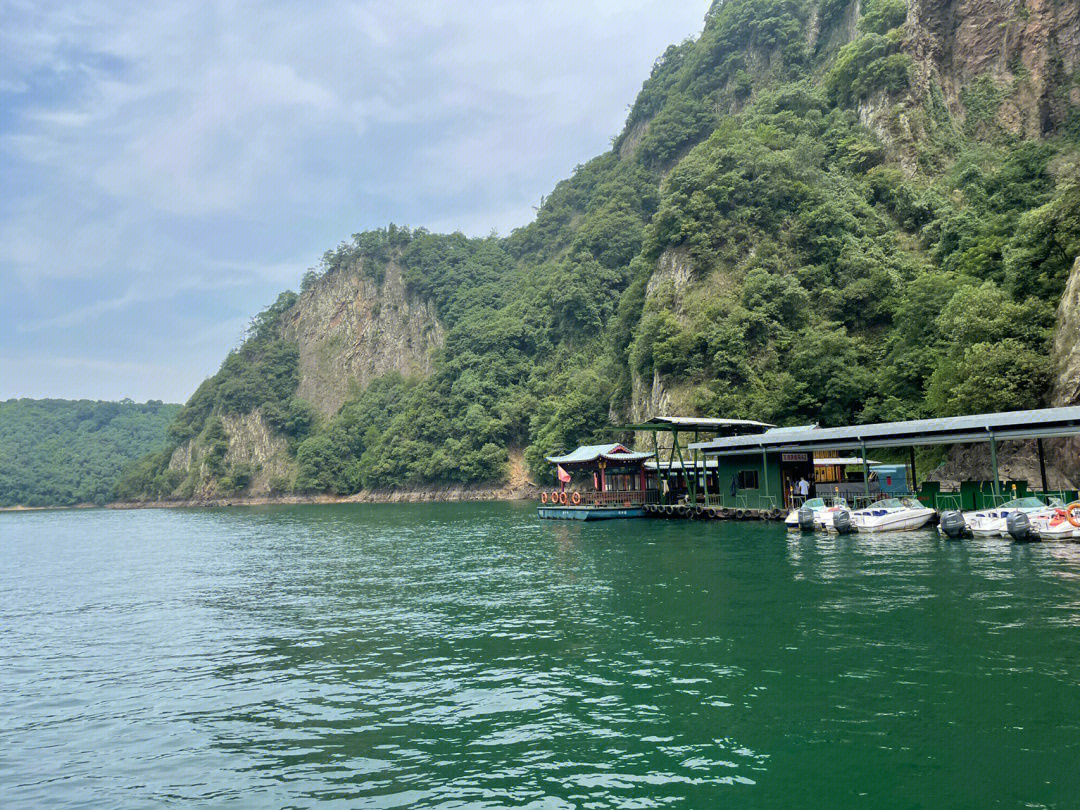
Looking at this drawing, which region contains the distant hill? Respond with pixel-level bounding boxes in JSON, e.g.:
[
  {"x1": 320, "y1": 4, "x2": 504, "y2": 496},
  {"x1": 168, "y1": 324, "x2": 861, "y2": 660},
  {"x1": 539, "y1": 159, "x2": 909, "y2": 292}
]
[
  {"x1": 122, "y1": 0, "x2": 1080, "y2": 502},
  {"x1": 0, "y1": 399, "x2": 181, "y2": 507}
]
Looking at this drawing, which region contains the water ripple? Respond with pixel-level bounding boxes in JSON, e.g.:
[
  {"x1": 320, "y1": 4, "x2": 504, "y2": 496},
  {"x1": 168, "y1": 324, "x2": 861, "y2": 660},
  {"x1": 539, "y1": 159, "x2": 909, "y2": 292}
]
[{"x1": 3, "y1": 504, "x2": 1080, "y2": 808}]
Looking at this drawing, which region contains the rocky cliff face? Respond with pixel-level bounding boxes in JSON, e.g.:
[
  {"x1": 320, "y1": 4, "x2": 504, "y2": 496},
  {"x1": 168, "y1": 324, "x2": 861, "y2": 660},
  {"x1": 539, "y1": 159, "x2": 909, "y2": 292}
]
[
  {"x1": 159, "y1": 259, "x2": 448, "y2": 500},
  {"x1": 168, "y1": 410, "x2": 294, "y2": 498},
  {"x1": 1052, "y1": 257, "x2": 1080, "y2": 406},
  {"x1": 909, "y1": 0, "x2": 1079, "y2": 131},
  {"x1": 858, "y1": 0, "x2": 1080, "y2": 162},
  {"x1": 629, "y1": 247, "x2": 697, "y2": 425},
  {"x1": 281, "y1": 260, "x2": 445, "y2": 418},
  {"x1": 1047, "y1": 256, "x2": 1080, "y2": 481}
]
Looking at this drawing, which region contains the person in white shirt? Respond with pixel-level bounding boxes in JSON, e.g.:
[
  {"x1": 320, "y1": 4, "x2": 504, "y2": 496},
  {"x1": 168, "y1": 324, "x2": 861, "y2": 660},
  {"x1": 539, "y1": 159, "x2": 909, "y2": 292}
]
[{"x1": 797, "y1": 477, "x2": 810, "y2": 500}]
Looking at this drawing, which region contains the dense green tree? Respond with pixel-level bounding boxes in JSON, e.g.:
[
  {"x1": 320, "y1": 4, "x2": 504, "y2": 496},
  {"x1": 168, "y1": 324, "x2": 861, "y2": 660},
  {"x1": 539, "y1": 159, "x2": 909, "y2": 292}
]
[{"x1": 0, "y1": 400, "x2": 180, "y2": 507}]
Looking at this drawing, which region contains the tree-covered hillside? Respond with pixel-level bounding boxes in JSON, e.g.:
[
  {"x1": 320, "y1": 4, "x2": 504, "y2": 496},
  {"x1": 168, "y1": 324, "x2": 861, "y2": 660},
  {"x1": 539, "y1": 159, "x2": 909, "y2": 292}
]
[
  {"x1": 123, "y1": 0, "x2": 1080, "y2": 500},
  {"x1": 0, "y1": 399, "x2": 181, "y2": 507}
]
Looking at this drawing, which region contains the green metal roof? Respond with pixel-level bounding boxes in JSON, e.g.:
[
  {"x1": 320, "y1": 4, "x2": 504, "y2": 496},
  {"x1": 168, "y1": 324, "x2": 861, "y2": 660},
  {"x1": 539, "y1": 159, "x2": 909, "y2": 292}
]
[
  {"x1": 688, "y1": 407, "x2": 1080, "y2": 455},
  {"x1": 546, "y1": 443, "x2": 654, "y2": 465}
]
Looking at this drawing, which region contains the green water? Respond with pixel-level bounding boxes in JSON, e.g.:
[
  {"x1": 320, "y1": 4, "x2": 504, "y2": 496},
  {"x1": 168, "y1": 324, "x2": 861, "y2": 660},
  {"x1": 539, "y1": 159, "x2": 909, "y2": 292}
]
[{"x1": 2, "y1": 502, "x2": 1079, "y2": 808}]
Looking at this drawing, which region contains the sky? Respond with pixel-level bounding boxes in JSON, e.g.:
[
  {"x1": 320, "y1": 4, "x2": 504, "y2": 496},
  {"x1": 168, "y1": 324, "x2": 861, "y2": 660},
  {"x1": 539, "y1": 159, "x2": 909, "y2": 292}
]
[{"x1": 0, "y1": 0, "x2": 707, "y2": 403}]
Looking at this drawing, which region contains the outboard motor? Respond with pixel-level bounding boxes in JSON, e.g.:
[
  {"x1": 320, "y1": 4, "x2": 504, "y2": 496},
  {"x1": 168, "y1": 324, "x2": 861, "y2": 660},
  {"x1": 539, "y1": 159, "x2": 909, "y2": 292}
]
[
  {"x1": 833, "y1": 509, "x2": 854, "y2": 535},
  {"x1": 1006, "y1": 511, "x2": 1038, "y2": 543},
  {"x1": 939, "y1": 510, "x2": 967, "y2": 540},
  {"x1": 797, "y1": 506, "x2": 816, "y2": 531}
]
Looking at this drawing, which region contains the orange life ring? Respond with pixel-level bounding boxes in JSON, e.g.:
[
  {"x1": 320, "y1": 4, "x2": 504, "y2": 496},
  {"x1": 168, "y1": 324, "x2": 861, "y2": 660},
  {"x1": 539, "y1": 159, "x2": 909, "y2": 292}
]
[
  {"x1": 551, "y1": 491, "x2": 560, "y2": 504},
  {"x1": 1066, "y1": 502, "x2": 1080, "y2": 528},
  {"x1": 559, "y1": 491, "x2": 568, "y2": 505},
  {"x1": 541, "y1": 492, "x2": 548, "y2": 504},
  {"x1": 571, "y1": 492, "x2": 581, "y2": 505}
]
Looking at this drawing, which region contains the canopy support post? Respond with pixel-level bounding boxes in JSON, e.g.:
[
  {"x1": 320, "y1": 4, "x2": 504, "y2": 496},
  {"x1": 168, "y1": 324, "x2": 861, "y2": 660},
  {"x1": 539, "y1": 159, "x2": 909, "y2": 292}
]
[
  {"x1": 667, "y1": 431, "x2": 679, "y2": 504},
  {"x1": 861, "y1": 442, "x2": 871, "y2": 502},
  {"x1": 651, "y1": 430, "x2": 663, "y2": 502},
  {"x1": 909, "y1": 446, "x2": 918, "y2": 494},
  {"x1": 989, "y1": 434, "x2": 1000, "y2": 499},
  {"x1": 1037, "y1": 438, "x2": 1049, "y2": 493},
  {"x1": 673, "y1": 431, "x2": 693, "y2": 505},
  {"x1": 696, "y1": 431, "x2": 709, "y2": 505},
  {"x1": 762, "y1": 448, "x2": 770, "y2": 510}
]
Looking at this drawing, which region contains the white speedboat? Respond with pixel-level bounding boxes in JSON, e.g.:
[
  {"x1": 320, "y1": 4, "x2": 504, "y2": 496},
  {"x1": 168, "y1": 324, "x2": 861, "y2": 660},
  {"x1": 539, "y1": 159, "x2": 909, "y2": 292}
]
[
  {"x1": 1028, "y1": 501, "x2": 1078, "y2": 540},
  {"x1": 851, "y1": 497, "x2": 935, "y2": 533},
  {"x1": 816, "y1": 500, "x2": 851, "y2": 531},
  {"x1": 964, "y1": 497, "x2": 1055, "y2": 538},
  {"x1": 785, "y1": 498, "x2": 847, "y2": 529}
]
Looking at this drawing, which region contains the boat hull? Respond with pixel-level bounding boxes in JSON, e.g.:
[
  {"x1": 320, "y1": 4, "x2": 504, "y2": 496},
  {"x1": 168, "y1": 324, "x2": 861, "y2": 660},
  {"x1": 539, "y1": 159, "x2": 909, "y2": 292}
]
[
  {"x1": 537, "y1": 506, "x2": 646, "y2": 521},
  {"x1": 853, "y1": 509, "x2": 935, "y2": 533},
  {"x1": 1029, "y1": 513, "x2": 1080, "y2": 540}
]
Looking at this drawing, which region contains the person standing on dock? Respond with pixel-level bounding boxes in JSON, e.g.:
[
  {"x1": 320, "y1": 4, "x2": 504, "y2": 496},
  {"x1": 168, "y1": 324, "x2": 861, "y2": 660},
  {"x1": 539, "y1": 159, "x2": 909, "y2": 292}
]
[{"x1": 797, "y1": 476, "x2": 810, "y2": 503}]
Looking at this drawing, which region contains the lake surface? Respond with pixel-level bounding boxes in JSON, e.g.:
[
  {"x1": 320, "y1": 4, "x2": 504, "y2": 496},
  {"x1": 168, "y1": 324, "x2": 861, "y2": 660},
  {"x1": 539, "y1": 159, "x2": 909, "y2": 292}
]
[{"x1": 3, "y1": 502, "x2": 1080, "y2": 808}]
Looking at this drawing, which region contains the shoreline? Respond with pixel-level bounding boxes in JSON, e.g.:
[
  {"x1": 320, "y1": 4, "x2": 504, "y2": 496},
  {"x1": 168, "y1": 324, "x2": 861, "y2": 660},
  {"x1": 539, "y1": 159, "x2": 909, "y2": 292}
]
[
  {"x1": 0, "y1": 502, "x2": 100, "y2": 513},
  {"x1": 3, "y1": 484, "x2": 542, "y2": 513}
]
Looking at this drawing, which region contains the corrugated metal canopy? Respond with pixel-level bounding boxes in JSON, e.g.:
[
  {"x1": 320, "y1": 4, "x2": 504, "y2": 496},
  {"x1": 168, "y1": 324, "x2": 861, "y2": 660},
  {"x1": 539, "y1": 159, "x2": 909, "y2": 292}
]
[
  {"x1": 688, "y1": 407, "x2": 1080, "y2": 455},
  {"x1": 645, "y1": 459, "x2": 719, "y2": 470},
  {"x1": 546, "y1": 443, "x2": 654, "y2": 465},
  {"x1": 814, "y1": 457, "x2": 882, "y2": 466},
  {"x1": 616, "y1": 416, "x2": 774, "y2": 434}
]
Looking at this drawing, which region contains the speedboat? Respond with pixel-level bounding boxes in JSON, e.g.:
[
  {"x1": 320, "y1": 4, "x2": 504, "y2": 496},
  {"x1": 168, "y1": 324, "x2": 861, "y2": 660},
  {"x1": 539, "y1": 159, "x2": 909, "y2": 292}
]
[
  {"x1": 1028, "y1": 500, "x2": 1078, "y2": 540},
  {"x1": 851, "y1": 497, "x2": 935, "y2": 533},
  {"x1": 964, "y1": 497, "x2": 1056, "y2": 538},
  {"x1": 816, "y1": 499, "x2": 851, "y2": 531},
  {"x1": 785, "y1": 498, "x2": 846, "y2": 530}
]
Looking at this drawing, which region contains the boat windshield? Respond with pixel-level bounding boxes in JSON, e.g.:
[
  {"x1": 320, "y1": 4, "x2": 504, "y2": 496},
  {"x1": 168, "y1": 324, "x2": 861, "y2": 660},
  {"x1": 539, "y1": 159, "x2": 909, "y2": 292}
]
[
  {"x1": 872, "y1": 499, "x2": 905, "y2": 509},
  {"x1": 803, "y1": 498, "x2": 825, "y2": 509},
  {"x1": 1048, "y1": 496, "x2": 1065, "y2": 508},
  {"x1": 1001, "y1": 497, "x2": 1046, "y2": 509}
]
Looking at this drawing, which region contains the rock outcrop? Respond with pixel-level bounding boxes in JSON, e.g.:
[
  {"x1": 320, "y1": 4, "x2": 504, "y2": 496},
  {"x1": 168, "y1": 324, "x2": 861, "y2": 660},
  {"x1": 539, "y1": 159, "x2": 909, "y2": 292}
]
[
  {"x1": 1047, "y1": 257, "x2": 1080, "y2": 482},
  {"x1": 928, "y1": 440, "x2": 1076, "y2": 491},
  {"x1": 168, "y1": 410, "x2": 294, "y2": 498},
  {"x1": 282, "y1": 260, "x2": 445, "y2": 418},
  {"x1": 1052, "y1": 257, "x2": 1080, "y2": 407},
  {"x1": 906, "y1": 0, "x2": 1080, "y2": 137}
]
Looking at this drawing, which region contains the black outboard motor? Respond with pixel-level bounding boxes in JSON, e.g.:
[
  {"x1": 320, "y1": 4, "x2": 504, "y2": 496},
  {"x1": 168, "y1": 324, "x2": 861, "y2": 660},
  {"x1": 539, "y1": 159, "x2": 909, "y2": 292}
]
[
  {"x1": 797, "y1": 506, "x2": 816, "y2": 531},
  {"x1": 1006, "y1": 511, "x2": 1038, "y2": 543},
  {"x1": 833, "y1": 509, "x2": 853, "y2": 535},
  {"x1": 939, "y1": 510, "x2": 968, "y2": 539}
]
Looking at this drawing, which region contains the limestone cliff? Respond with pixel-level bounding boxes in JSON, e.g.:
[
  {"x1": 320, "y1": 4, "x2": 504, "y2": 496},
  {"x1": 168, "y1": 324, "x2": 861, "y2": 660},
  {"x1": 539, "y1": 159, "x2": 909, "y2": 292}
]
[
  {"x1": 159, "y1": 258, "x2": 447, "y2": 500},
  {"x1": 906, "y1": 0, "x2": 1079, "y2": 137},
  {"x1": 1052, "y1": 257, "x2": 1080, "y2": 407},
  {"x1": 1046, "y1": 256, "x2": 1080, "y2": 481},
  {"x1": 168, "y1": 410, "x2": 294, "y2": 498},
  {"x1": 629, "y1": 248, "x2": 698, "y2": 426},
  {"x1": 282, "y1": 260, "x2": 444, "y2": 418}
]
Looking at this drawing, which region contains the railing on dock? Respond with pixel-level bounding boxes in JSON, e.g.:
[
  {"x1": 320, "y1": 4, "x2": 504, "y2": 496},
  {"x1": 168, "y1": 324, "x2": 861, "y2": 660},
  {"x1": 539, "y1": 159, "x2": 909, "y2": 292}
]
[
  {"x1": 702, "y1": 494, "x2": 780, "y2": 510},
  {"x1": 543, "y1": 490, "x2": 660, "y2": 507},
  {"x1": 586, "y1": 490, "x2": 660, "y2": 507}
]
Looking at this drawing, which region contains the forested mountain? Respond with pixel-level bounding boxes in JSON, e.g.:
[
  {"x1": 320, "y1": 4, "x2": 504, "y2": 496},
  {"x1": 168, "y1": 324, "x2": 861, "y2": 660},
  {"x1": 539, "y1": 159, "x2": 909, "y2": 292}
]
[
  {"x1": 119, "y1": 0, "x2": 1080, "y2": 502},
  {"x1": 0, "y1": 399, "x2": 180, "y2": 507}
]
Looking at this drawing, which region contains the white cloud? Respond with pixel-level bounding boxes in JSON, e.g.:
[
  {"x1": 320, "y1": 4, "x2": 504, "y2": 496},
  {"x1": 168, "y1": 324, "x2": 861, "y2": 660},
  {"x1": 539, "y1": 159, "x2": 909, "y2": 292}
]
[{"x1": 0, "y1": 0, "x2": 707, "y2": 400}]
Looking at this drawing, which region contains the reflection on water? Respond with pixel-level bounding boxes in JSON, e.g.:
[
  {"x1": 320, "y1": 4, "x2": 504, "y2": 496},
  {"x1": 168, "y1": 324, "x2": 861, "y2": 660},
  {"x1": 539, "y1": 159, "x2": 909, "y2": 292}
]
[{"x1": 3, "y1": 503, "x2": 1080, "y2": 808}]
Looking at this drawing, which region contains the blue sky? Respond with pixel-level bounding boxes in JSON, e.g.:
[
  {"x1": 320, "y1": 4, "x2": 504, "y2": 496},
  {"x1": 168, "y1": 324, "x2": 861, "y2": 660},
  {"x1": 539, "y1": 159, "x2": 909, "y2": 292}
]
[{"x1": 0, "y1": 1, "x2": 706, "y2": 403}]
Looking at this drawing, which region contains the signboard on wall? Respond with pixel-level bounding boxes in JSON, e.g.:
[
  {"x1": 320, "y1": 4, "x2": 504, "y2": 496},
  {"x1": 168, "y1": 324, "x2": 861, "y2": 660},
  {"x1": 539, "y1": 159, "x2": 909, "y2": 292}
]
[{"x1": 781, "y1": 453, "x2": 809, "y2": 462}]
